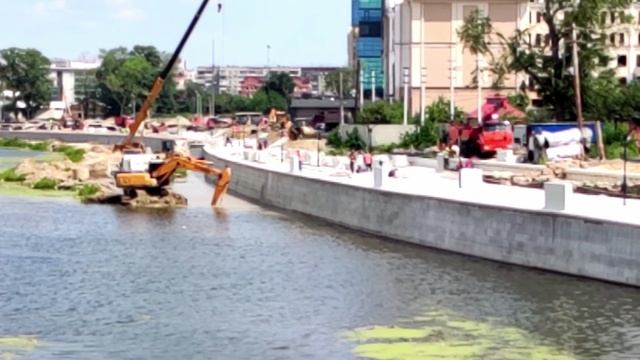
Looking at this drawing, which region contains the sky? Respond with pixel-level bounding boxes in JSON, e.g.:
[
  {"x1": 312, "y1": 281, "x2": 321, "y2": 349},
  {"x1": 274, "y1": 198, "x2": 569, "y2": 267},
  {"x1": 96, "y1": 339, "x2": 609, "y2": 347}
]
[{"x1": 0, "y1": 0, "x2": 350, "y2": 68}]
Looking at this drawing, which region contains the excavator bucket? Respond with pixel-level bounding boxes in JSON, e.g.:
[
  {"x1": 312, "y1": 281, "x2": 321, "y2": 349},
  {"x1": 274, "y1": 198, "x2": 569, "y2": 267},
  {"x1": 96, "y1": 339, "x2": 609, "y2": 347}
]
[{"x1": 212, "y1": 166, "x2": 232, "y2": 207}]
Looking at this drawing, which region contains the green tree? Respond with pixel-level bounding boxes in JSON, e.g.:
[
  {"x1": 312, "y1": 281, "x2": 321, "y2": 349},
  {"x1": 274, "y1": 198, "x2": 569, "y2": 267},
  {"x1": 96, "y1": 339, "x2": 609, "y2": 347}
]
[
  {"x1": 507, "y1": 92, "x2": 530, "y2": 112},
  {"x1": 458, "y1": 9, "x2": 494, "y2": 87},
  {"x1": 0, "y1": 48, "x2": 52, "y2": 118},
  {"x1": 423, "y1": 97, "x2": 466, "y2": 124},
  {"x1": 262, "y1": 72, "x2": 294, "y2": 100},
  {"x1": 504, "y1": 0, "x2": 632, "y2": 121},
  {"x1": 96, "y1": 46, "x2": 179, "y2": 116},
  {"x1": 357, "y1": 101, "x2": 403, "y2": 124},
  {"x1": 250, "y1": 89, "x2": 287, "y2": 113},
  {"x1": 325, "y1": 68, "x2": 355, "y2": 97}
]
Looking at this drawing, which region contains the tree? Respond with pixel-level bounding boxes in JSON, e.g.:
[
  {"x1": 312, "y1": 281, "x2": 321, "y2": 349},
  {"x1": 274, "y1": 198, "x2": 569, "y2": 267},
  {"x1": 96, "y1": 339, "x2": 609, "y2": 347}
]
[
  {"x1": 0, "y1": 48, "x2": 52, "y2": 118},
  {"x1": 262, "y1": 72, "x2": 294, "y2": 100},
  {"x1": 458, "y1": 9, "x2": 494, "y2": 87},
  {"x1": 423, "y1": 97, "x2": 466, "y2": 124},
  {"x1": 96, "y1": 46, "x2": 180, "y2": 116},
  {"x1": 504, "y1": 0, "x2": 632, "y2": 121},
  {"x1": 250, "y1": 89, "x2": 287, "y2": 113},
  {"x1": 357, "y1": 102, "x2": 404, "y2": 124},
  {"x1": 325, "y1": 68, "x2": 355, "y2": 97}
]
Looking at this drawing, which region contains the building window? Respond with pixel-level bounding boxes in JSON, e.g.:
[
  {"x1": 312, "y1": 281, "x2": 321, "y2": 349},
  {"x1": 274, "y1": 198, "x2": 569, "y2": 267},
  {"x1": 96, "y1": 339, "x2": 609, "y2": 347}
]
[
  {"x1": 601, "y1": 12, "x2": 608, "y2": 25},
  {"x1": 620, "y1": 77, "x2": 628, "y2": 85},
  {"x1": 637, "y1": 55, "x2": 640, "y2": 67},
  {"x1": 620, "y1": 33, "x2": 625, "y2": 46},
  {"x1": 536, "y1": 12, "x2": 542, "y2": 23},
  {"x1": 611, "y1": 12, "x2": 616, "y2": 23},
  {"x1": 544, "y1": 34, "x2": 550, "y2": 46},
  {"x1": 610, "y1": 33, "x2": 616, "y2": 45},
  {"x1": 618, "y1": 55, "x2": 627, "y2": 67},
  {"x1": 619, "y1": 11, "x2": 625, "y2": 23}
]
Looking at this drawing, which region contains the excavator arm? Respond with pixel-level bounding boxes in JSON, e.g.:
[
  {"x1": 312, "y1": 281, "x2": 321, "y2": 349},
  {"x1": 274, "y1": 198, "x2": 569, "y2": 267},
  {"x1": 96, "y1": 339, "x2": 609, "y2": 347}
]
[
  {"x1": 116, "y1": 0, "x2": 211, "y2": 151},
  {"x1": 151, "y1": 154, "x2": 232, "y2": 206}
]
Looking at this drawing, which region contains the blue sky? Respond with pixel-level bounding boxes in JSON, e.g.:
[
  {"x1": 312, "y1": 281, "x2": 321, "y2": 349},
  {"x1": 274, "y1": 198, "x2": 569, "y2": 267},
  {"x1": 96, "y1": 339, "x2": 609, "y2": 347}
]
[{"x1": 0, "y1": 0, "x2": 350, "y2": 67}]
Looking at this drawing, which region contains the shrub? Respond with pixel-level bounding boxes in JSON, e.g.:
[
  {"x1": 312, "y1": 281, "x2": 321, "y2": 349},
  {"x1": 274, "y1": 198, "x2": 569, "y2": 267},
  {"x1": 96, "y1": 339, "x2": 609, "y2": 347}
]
[
  {"x1": 0, "y1": 168, "x2": 26, "y2": 182},
  {"x1": 55, "y1": 145, "x2": 85, "y2": 163},
  {"x1": 344, "y1": 128, "x2": 366, "y2": 150},
  {"x1": 372, "y1": 143, "x2": 399, "y2": 154},
  {"x1": 401, "y1": 116, "x2": 439, "y2": 150},
  {"x1": 27, "y1": 142, "x2": 50, "y2": 152},
  {"x1": 0, "y1": 138, "x2": 30, "y2": 148},
  {"x1": 33, "y1": 178, "x2": 58, "y2": 190},
  {"x1": 76, "y1": 184, "x2": 101, "y2": 199},
  {"x1": 357, "y1": 101, "x2": 403, "y2": 124},
  {"x1": 326, "y1": 129, "x2": 344, "y2": 148}
]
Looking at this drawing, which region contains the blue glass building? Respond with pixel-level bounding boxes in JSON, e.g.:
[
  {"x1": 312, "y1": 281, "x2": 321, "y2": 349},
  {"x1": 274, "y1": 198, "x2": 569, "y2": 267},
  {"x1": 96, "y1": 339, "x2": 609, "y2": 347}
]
[{"x1": 352, "y1": 0, "x2": 384, "y2": 98}]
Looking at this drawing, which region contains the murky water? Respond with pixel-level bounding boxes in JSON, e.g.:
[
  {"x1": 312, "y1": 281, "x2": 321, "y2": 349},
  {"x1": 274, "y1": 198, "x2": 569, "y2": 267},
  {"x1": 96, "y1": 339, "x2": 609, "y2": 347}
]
[{"x1": 0, "y1": 154, "x2": 639, "y2": 359}]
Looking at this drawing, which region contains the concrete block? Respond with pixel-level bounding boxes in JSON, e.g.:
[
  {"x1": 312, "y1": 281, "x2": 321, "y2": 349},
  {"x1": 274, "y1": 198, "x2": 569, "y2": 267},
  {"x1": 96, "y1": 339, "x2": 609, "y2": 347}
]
[
  {"x1": 460, "y1": 168, "x2": 484, "y2": 189},
  {"x1": 374, "y1": 166, "x2": 384, "y2": 189},
  {"x1": 391, "y1": 155, "x2": 409, "y2": 168},
  {"x1": 289, "y1": 155, "x2": 301, "y2": 174},
  {"x1": 544, "y1": 181, "x2": 573, "y2": 211},
  {"x1": 436, "y1": 153, "x2": 446, "y2": 173}
]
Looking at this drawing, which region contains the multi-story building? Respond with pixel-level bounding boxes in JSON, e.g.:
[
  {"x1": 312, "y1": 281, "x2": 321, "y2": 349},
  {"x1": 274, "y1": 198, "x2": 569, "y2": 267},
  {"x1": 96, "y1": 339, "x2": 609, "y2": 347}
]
[
  {"x1": 351, "y1": 0, "x2": 385, "y2": 99},
  {"x1": 385, "y1": 0, "x2": 640, "y2": 114},
  {"x1": 194, "y1": 66, "x2": 302, "y2": 95},
  {"x1": 49, "y1": 59, "x2": 101, "y2": 105},
  {"x1": 300, "y1": 67, "x2": 339, "y2": 96}
]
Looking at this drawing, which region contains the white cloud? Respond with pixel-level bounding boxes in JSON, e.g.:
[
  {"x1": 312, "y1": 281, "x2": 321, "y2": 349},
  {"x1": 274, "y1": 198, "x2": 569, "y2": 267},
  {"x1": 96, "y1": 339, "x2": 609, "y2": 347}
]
[
  {"x1": 108, "y1": 0, "x2": 144, "y2": 20},
  {"x1": 33, "y1": 0, "x2": 66, "y2": 15}
]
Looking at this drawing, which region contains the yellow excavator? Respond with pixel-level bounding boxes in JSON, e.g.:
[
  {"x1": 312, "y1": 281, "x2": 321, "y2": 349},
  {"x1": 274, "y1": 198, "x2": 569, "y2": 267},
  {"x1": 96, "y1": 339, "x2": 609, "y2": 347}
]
[{"x1": 113, "y1": 0, "x2": 231, "y2": 206}]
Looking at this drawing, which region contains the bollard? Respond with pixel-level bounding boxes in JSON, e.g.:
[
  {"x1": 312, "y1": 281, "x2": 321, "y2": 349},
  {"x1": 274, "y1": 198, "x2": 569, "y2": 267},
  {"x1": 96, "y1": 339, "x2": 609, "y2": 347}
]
[
  {"x1": 460, "y1": 168, "x2": 483, "y2": 189},
  {"x1": 290, "y1": 155, "x2": 301, "y2": 174},
  {"x1": 436, "y1": 153, "x2": 446, "y2": 173},
  {"x1": 544, "y1": 181, "x2": 573, "y2": 211},
  {"x1": 374, "y1": 161, "x2": 384, "y2": 188}
]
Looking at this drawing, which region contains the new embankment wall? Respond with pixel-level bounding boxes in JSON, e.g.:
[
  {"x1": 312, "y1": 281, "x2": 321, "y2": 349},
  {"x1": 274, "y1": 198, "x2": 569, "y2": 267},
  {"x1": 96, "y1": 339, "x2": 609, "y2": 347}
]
[
  {"x1": 206, "y1": 148, "x2": 640, "y2": 287},
  {"x1": 0, "y1": 131, "x2": 174, "y2": 152}
]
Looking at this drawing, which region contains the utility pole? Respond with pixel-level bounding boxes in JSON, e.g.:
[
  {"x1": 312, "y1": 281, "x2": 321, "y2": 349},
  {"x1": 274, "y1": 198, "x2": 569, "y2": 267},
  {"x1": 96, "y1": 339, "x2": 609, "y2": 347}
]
[
  {"x1": 339, "y1": 71, "x2": 345, "y2": 126},
  {"x1": 359, "y1": 65, "x2": 364, "y2": 110},
  {"x1": 449, "y1": 58, "x2": 456, "y2": 122},
  {"x1": 267, "y1": 45, "x2": 271, "y2": 72},
  {"x1": 211, "y1": 39, "x2": 216, "y2": 117},
  {"x1": 421, "y1": 67, "x2": 427, "y2": 126},
  {"x1": 371, "y1": 71, "x2": 376, "y2": 102},
  {"x1": 403, "y1": 67, "x2": 410, "y2": 126},
  {"x1": 476, "y1": 53, "x2": 483, "y2": 125},
  {"x1": 572, "y1": 23, "x2": 584, "y2": 132}
]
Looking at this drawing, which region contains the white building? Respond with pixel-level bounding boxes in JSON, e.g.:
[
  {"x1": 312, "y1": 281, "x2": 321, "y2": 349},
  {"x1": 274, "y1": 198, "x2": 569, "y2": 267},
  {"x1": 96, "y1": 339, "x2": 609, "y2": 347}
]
[
  {"x1": 193, "y1": 66, "x2": 303, "y2": 95},
  {"x1": 49, "y1": 59, "x2": 101, "y2": 106}
]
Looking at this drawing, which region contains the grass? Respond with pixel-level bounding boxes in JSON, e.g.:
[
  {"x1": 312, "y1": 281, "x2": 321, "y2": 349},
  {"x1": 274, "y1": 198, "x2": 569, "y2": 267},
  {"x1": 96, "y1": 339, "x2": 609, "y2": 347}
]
[
  {"x1": 54, "y1": 145, "x2": 85, "y2": 163},
  {"x1": 75, "y1": 184, "x2": 101, "y2": 199},
  {"x1": 0, "y1": 138, "x2": 85, "y2": 163},
  {"x1": 32, "y1": 178, "x2": 58, "y2": 190},
  {"x1": 0, "y1": 168, "x2": 26, "y2": 182},
  {"x1": 0, "y1": 138, "x2": 51, "y2": 151},
  {"x1": 0, "y1": 182, "x2": 72, "y2": 198}
]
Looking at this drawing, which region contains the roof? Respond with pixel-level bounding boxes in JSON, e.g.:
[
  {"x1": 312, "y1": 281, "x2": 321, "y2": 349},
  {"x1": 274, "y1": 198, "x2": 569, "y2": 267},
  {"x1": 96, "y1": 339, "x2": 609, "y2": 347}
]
[{"x1": 290, "y1": 98, "x2": 356, "y2": 109}]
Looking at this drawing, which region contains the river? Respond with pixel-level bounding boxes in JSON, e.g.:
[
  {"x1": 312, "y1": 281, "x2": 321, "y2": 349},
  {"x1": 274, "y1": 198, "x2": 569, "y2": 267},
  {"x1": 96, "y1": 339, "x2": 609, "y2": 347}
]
[{"x1": 0, "y1": 150, "x2": 639, "y2": 359}]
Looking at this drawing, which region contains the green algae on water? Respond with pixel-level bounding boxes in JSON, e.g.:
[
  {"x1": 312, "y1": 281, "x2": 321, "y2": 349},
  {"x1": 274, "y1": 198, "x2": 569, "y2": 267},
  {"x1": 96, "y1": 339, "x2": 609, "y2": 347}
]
[{"x1": 345, "y1": 309, "x2": 577, "y2": 360}]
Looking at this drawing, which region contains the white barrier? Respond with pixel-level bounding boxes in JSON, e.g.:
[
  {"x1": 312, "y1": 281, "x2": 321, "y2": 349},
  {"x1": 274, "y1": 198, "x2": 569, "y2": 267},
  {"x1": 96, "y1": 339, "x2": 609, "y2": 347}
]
[
  {"x1": 544, "y1": 181, "x2": 573, "y2": 211},
  {"x1": 290, "y1": 155, "x2": 301, "y2": 174}
]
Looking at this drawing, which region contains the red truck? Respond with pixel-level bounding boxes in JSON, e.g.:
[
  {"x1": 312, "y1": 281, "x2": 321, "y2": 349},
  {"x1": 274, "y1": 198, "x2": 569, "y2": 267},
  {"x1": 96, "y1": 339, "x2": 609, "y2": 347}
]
[{"x1": 448, "y1": 95, "x2": 520, "y2": 158}]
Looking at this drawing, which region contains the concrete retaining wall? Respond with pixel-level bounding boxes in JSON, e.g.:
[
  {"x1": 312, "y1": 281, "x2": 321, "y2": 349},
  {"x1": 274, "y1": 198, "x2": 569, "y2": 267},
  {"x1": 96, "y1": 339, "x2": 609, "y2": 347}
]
[
  {"x1": 340, "y1": 124, "x2": 414, "y2": 147},
  {"x1": 206, "y1": 148, "x2": 640, "y2": 287},
  {"x1": 0, "y1": 131, "x2": 175, "y2": 152}
]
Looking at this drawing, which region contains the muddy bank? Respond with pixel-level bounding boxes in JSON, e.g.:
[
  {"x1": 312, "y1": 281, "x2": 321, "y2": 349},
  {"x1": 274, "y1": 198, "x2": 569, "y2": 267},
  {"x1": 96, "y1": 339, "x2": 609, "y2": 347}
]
[{"x1": 1, "y1": 141, "x2": 189, "y2": 208}]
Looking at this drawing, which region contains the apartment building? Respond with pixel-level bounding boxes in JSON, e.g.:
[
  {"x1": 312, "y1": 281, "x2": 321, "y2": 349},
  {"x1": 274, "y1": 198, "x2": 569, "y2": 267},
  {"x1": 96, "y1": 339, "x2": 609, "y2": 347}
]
[
  {"x1": 194, "y1": 66, "x2": 302, "y2": 95},
  {"x1": 49, "y1": 59, "x2": 101, "y2": 105},
  {"x1": 385, "y1": 0, "x2": 640, "y2": 114}
]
